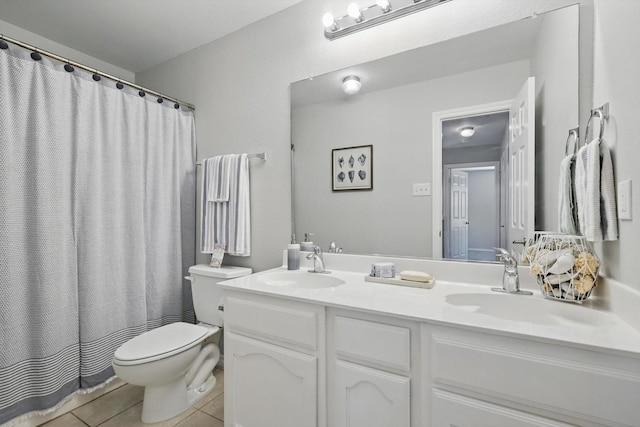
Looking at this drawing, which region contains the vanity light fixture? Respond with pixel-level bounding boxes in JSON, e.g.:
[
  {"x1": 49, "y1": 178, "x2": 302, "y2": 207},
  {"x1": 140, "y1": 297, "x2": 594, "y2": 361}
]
[
  {"x1": 460, "y1": 126, "x2": 475, "y2": 138},
  {"x1": 324, "y1": 0, "x2": 451, "y2": 40},
  {"x1": 342, "y1": 76, "x2": 362, "y2": 95}
]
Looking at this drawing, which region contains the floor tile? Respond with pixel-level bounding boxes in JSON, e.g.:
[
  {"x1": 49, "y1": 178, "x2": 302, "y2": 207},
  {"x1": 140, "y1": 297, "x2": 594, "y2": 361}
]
[
  {"x1": 72, "y1": 384, "x2": 143, "y2": 426},
  {"x1": 97, "y1": 402, "x2": 195, "y2": 427},
  {"x1": 39, "y1": 413, "x2": 88, "y2": 427},
  {"x1": 175, "y1": 411, "x2": 223, "y2": 427},
  {"x1": 199, "y1": 393, "x2": 224, "y2": 421}
]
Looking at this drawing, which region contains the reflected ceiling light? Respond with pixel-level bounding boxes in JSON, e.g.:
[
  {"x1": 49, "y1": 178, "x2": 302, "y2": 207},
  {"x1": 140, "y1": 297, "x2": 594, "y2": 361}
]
[
  {"x1": 342, "y1": 76, "x2": 361, "y2": 95},
  {"x1": 324, "y1": 0, "x2": 451, "y2": 40},
  {"x1": 460, "y1": 126, "x2": 475, "y2": 138}
]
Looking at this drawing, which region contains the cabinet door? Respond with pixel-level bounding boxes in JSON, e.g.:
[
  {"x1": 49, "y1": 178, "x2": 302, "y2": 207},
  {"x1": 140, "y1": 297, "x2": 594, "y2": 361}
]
[
  {"x1": 225, "y1": 332, "x2": 317, "y2": 427},
  {"x1": 333, "y1": 360, "x2": 410, "y2": 427},
  {"x1": 432, "y1": 389, "x2": 573, "y2": 427}
]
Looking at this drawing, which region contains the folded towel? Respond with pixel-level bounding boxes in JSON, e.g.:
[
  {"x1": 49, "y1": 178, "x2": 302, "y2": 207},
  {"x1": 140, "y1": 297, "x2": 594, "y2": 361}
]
[
  {"x1": 206, "y1": 156, "x2": 232, "y2": 202},
  {"x1": 558, "y1": 154, "x2": 578, "y2": 234},
  {"x1": 201, "y1": 154, "x2": 251, "y2": 255},
  {"x1": 574, "y1": 139, "x2": 618, "y2": 242}
]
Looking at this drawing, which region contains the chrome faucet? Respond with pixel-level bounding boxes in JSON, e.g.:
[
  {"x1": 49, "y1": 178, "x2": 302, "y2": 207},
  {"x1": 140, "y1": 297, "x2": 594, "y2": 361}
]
[
  {"x1": 328, "y1": 241, "x2": 343, "y2": 253},
  {"x1": 492, "y1": 247, "x2": 532, "y2": 295},
  {"x1": 306, "y1": 245, "x2": 330, "y2": 273}
]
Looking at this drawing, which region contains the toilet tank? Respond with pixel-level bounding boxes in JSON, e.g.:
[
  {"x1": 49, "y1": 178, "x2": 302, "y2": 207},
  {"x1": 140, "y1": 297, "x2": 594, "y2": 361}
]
[{"x1": 188, "y1": 264, "x2": 252, "y2": 327}]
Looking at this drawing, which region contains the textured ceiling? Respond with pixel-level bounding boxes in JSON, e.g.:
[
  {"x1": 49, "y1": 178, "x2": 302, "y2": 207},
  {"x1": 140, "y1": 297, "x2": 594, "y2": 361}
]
[{"x1": 0, "y1": 0, "x2": 303, "y2": 73}]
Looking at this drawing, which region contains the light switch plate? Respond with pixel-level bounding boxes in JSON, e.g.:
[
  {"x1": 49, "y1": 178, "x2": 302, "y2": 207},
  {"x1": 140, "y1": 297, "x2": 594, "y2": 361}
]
[
  {"x1": 618, "y1": 179, "x2": 632, "y2": 220},
  {"x1": 413, "y1": 183, "x2": 431, "y2": 196}
]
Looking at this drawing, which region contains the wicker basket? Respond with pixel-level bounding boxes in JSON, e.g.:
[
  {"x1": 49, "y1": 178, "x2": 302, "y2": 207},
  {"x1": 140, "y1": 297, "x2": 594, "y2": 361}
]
[{"x1": 529, "y1": 234, "x2": 599, "y2": 303}]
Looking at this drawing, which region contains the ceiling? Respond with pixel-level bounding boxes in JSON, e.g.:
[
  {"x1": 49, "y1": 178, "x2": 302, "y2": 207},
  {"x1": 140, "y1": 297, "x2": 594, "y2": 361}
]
[{"x1": 0, "y1": 0, "x2": 303, "y2": 73}]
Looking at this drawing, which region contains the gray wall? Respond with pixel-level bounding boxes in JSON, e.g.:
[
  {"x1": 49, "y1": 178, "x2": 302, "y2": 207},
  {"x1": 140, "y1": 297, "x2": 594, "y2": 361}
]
[
  {"x1": 292, "y1": 61, "x2": 528, "y2": 257},
  {"x1": 137, "y1": 0, "x2": 639, "y2": 289}
]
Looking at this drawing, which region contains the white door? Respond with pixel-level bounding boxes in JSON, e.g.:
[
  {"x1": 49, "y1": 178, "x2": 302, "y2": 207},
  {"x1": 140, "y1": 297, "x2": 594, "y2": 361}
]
[
  {"x1": 332, "y1": 360, "x2": 410, "y2": 427},
  {"x1": 450, "y1": 169, "x2": 469, "y2": 259},
  {"x1": 508, "y1": 77, "x2": 535, "y2": 257},
  {"x1": 225, "y1": 332, "x2": 317, "y2": 427}
]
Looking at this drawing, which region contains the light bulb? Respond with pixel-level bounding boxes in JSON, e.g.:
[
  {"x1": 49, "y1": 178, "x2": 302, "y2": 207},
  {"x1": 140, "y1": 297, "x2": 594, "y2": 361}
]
[
  {"x1": 376, "y1": 0, "x2": 391, "y2": 12},
  {"x1": 342, "y1": 76, "x2": 361, "y2": 95},
  {"x1": 347, "y1": 3, "x2": 364, "y2": 22},
  {"x1": 322, "y1": 12, "x2": 336, "y2": 28}
]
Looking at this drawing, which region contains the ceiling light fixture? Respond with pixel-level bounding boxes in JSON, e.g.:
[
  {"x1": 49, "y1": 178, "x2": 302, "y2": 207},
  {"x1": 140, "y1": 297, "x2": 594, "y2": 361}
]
[
  {"x1": 342, "y1": 76, "x2": 361, "y2": 95},
  {"x1": 324, "y1": 0, "x2": 451, "y2": 40},
  {"x1": 460, "y1": 126, "x2": 475, "y2": 138}
]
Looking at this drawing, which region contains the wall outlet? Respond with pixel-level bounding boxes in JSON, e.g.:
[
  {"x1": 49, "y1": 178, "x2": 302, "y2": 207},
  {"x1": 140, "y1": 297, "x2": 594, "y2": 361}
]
[
  {"x1": 618, "y1": 179, "x2": 632, "y2": 220},
  {"x1": 413, "y1": 183, "x2": 431, "y2": 196}
]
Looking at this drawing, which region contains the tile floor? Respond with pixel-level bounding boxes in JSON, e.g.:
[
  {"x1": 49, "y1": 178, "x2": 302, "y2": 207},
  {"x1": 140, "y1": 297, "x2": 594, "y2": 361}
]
[{"x1": 38, "y1": 369, "x2": 224, "y2": 427}]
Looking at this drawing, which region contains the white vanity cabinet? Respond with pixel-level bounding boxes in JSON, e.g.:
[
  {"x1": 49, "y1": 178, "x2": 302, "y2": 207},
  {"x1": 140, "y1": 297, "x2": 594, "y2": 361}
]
[
  {"x1": 327, "y1": 310, "x2": 418, "y2": 427},
  {"x1": 223, "y1": 292, "x2": 325, "y2": 427},
  {"x1": 424, "y1": 324, "x2": 640, "y2": 427}
]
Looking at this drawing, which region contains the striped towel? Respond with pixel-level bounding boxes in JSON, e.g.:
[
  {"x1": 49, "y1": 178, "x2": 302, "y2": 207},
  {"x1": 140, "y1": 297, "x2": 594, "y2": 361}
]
[
  {"x1": 574, "y1": 139, "x2": 618, "y2": 242},
  {"x1": 200, "y1": 154, "x2": 251, "y2": 256}
]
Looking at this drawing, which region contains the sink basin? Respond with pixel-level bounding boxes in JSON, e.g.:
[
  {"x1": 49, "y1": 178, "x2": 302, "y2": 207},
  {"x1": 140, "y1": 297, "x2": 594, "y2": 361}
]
[
  {"x1": 257, "y1": 270, "x2": 346, "y2": 289},
  {"x1": 445, "y1": 292, "x2": 603, "y2": 326}
]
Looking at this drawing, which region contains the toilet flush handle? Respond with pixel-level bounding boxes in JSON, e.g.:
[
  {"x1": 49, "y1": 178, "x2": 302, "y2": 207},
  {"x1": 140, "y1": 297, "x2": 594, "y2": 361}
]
[{"x1": 184, "y1": 276, "x2": 193, "y2": 282}]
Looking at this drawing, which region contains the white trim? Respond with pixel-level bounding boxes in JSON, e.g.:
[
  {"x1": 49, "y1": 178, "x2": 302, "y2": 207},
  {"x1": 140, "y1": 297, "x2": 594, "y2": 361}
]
[{"x1": 431, "y1": 100, "x2": 512, "y2": 258}]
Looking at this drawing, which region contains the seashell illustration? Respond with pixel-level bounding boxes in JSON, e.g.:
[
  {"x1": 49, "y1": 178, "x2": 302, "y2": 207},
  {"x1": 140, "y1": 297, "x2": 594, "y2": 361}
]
[
  {"x1": 546, "y1": 253, "x2": 575, "y2": 275},
  {"x1": 348, "y1": 170, "x2": 355, "y2": 182},
  {"x1": 338, "y1": 157, "x2": 344, "y2": 168},
  {"x1": 358, "y1": 153, "x2": 367, "y2": 166},
  {"x1": 337, "y1": 172, "x2": 345, "y2": 182},
  {"x1": 349, "y1": 155, "x2": 355, "y2": 168},
  {"x1": 358, "y1": 170, "x2": 366, "y2": 180}
]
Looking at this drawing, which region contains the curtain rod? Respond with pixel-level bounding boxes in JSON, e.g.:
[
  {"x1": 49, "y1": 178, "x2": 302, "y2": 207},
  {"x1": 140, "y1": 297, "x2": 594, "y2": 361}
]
[
  {"x1": 0, "y1": 33, "x2": 195, "y2": 111},
  {"x1": 196, "y1": 153, "x2": 267, "y2": 165}
]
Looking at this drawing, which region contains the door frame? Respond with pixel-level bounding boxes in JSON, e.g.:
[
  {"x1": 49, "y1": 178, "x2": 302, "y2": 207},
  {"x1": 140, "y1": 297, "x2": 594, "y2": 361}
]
[
  {"x1": 432, "y1": 100, "x2": 512, "y2": 258},
  {"x1": 443, "y1": 162, "x2": 501, "y2": 259}
]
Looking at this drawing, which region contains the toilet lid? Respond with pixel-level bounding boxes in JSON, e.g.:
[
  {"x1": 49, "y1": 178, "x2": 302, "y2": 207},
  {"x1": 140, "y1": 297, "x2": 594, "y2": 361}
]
[{"x1": 113, "y1": 322, "x2": 208, "y2": 364}]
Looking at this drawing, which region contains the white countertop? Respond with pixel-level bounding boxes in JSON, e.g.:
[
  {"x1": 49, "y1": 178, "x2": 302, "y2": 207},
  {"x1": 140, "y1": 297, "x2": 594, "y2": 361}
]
[{"x1": 218, "y1": 254, "x2": 640, "y2": 358}]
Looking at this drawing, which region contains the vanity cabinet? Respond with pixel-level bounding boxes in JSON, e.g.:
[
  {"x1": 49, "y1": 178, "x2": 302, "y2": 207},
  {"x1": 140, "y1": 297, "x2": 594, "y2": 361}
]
[
  {"x1": 424, "y1": 324, "x2": 640, "y2": 427},
  {"x1": 224, "y1": 293, "x2": 325, "y2": 427},
  {"x1": 327, "y1": 310, "x2": 417, "y2": 427}
]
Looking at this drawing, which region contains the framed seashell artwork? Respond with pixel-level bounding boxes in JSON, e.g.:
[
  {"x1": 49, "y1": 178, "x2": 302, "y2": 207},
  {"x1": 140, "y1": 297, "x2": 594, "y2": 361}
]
[
  {"x1": 331, "y1": 144, "x2": 373, "y2": 191},
  {"x1": 528, "y1": 234, "x2": 599, "y2": 303}
]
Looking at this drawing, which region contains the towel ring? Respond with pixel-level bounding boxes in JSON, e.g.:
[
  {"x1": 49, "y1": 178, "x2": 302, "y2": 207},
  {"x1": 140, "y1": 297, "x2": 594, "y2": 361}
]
[
  {"x1": 584, "y1": 103, "x2": 609, "y2": 145},
  {"x1": 565, "y1": 127, "x2": 579, "y2": 156}
]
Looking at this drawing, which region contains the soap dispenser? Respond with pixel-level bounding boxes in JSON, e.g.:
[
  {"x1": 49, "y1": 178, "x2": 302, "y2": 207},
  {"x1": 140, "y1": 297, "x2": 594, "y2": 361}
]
[
  {"x1": 287, "y1": 234, "x2": 300, "y2": 270},
  {"x1": 300, "y1": 233, "x2": 315, "y2": 252}
]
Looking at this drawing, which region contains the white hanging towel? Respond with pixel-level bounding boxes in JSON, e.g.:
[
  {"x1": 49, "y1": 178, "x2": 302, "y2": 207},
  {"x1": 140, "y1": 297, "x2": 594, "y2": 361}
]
[
  {"x1": 574, "y1": 139, "x2": 618, "y2": 242},
  {"x1": 200, "y1": 154, "x2": 251, "y2": 256},
  {"x1": 558, "y1": 153, "x2": 577, "y2": 234}
]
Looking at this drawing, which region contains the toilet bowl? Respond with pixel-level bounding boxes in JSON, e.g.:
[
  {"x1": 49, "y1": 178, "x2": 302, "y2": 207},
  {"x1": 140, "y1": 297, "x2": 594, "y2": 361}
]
[{"x1": 112, "y1": 264, "x2": 252, "y2": 423}]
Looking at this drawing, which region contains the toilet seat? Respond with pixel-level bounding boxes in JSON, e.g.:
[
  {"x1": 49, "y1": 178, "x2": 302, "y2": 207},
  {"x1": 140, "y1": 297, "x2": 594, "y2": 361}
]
[{"x1": 113, "y1": 322, "x2": 208, "y2": 366}]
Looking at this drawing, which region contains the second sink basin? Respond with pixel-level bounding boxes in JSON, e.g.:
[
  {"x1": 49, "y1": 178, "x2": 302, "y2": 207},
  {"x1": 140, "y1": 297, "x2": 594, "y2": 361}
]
[{"x1": 257, "y1": 270, "x2": 346, "y2": 289}]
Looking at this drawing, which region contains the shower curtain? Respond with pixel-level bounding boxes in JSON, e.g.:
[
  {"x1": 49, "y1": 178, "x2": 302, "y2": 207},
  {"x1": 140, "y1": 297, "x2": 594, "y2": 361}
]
[{"x1": 0, "y1": 46, "x2": 196, "y2": 424}]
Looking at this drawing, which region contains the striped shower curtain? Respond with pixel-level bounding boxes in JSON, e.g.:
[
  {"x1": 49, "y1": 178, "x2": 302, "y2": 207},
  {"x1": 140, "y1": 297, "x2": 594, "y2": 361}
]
[{"x1": 0, "y1": 45, "x2": 196, "y2": 423}]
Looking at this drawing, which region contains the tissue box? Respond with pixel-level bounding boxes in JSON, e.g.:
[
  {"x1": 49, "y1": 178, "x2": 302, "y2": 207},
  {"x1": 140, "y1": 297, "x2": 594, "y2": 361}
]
[{"x1": 370, "y1": 262, "x2": 395, "y2": 278}]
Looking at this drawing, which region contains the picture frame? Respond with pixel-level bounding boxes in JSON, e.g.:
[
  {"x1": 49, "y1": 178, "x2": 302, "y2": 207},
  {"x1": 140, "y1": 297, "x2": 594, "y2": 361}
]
[{"x1": 331, "y1": 145, "x2": 373, "y2": 191}]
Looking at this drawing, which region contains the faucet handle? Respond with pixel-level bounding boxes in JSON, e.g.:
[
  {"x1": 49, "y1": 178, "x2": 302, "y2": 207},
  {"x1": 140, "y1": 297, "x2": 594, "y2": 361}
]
[{"x1": 493, "y1": 247, "x2": 515, "y2": 262}]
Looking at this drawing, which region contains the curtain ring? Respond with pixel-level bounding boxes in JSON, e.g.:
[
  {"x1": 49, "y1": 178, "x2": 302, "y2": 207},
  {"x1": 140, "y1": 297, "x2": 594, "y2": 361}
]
[{"x1": 0, "y1": 35, "x2": 9, "y2": 50}]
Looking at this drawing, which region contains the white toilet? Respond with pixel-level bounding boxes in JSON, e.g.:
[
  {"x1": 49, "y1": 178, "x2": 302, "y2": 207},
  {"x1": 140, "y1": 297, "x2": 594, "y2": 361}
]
[{"x1": 112, "y1": 264, "x2": 251, "y2": 423}]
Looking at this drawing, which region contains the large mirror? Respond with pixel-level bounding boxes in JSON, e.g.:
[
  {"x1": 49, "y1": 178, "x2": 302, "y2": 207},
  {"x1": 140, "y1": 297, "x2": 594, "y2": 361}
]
[{"x1": 291, "y1": 4, "x2": 579, "y2": 262}]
